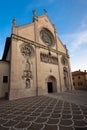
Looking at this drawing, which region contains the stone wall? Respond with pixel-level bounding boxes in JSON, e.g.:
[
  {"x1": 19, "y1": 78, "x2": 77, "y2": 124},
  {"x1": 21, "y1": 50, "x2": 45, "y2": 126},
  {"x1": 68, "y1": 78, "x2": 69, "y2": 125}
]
[{"x1": 0, "y1": 61, "x2": 9, "y2": 98}]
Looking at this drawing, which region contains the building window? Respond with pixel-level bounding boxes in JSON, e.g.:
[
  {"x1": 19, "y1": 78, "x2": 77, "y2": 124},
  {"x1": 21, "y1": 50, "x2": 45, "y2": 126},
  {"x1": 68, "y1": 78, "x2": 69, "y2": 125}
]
[
  {"x1": 78, "y1": 82, "x2": 83, "y2": 86},
  {"x1": 78, "y1": 76, "x2": 80, "y2": 79},
  {"x1": 80, "y1": 82, "x2": 83, "y2": 86},
  {"x1": 73, "y1": 82, "x2": 75, "y2": 86},
  {"x1": 78, "y1": 82, "x2": 80, "y2": 86},
  {"x1": 3, "y1": 76, "x2": 8, "y2": 83}
]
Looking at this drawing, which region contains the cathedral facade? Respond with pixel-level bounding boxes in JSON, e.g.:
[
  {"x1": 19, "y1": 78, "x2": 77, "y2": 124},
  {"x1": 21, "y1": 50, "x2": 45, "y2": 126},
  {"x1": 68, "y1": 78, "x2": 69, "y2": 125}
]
[{"x1": 0, "y1": 11, "x2": 73, "y2": 100}]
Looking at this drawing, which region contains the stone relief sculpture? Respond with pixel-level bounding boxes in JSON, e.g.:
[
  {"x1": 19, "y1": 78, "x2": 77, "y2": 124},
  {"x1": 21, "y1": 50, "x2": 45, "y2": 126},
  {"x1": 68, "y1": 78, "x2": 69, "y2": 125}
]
[
  {"x1": 20, "y1": 44, "x2": 34, "y2": 88},
  {"x1": 61, "y1": 56, "x2": 68, "y2": 66},
  {"x1": 22, "y1": 59, "x2": 32, "y2": 88},
  {"x1": 40, "y1": 52, "x2": 58, "y2": 65},
  {"x1": 21, "y1": 45, "x2": 34, "y2": 58},
  {"x1": 63, "y1": 67, "x2": 69, "y2": 90}
]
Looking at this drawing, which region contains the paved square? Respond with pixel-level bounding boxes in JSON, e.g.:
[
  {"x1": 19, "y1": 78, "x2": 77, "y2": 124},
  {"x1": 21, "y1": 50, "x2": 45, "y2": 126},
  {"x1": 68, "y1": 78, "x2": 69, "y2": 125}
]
[{"x1": 0, "y1": 91, "x2": 87, "y2": 130}]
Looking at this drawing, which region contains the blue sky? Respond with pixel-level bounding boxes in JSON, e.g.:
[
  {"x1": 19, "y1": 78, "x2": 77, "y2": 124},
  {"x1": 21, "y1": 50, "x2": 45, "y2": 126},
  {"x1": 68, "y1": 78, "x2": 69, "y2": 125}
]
[{"x1": 0, "y1": 0, "x2": 87, "y2": 71}]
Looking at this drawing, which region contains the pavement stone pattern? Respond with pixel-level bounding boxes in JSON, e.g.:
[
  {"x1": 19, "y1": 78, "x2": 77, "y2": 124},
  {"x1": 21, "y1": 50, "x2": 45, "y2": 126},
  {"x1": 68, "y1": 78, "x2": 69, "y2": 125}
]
[
  {"x1": 48, "y1": 90, "x2": 87, "y2": 106},
  {"x1": 0, "y1": 92, "x2": 87, "y2": 130}
]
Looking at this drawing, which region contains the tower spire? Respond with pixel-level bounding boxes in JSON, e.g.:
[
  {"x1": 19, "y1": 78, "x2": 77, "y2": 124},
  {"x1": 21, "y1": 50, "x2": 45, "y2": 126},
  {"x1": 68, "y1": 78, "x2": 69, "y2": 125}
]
[
  {"x1": 33, "y1": 10, "x2": 36, "y2": 17},
  {"x1": 44, "y1": 9, "x2": 47, "y2": 14},
  {"x1": 12, "y1": 18, "x2": 16, "y2": 26}
]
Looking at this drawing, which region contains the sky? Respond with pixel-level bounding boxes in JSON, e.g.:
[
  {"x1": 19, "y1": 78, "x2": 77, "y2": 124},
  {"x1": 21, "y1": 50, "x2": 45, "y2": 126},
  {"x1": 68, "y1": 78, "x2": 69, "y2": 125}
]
[{"x1": 0, "y1": 0, "x2": 87, "y2": 71}]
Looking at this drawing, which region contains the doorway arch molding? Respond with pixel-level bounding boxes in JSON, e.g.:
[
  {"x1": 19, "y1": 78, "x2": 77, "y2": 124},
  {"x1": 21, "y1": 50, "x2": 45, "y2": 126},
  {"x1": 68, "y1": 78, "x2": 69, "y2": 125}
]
[{"x1": 46, "y1": 75, "x2": 57, "y2": 93}]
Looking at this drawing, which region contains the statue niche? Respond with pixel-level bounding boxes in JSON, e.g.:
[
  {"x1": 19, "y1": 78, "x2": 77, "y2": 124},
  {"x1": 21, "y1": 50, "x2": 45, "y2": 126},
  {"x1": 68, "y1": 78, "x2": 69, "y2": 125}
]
[
  {"x1": 20, "y1": 44, "x2": 34, "y2": 88},
  {"x1": 22, "y1": 59, "x2": 32, "y2": 88}
]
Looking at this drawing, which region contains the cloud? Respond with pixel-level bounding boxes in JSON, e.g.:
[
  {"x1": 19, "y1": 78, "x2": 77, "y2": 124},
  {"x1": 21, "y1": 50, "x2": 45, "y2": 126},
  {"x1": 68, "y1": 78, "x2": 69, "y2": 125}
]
[
  {"x1": 61, "y1": 16, "x2": 87, "y2": 71},
  {"x1": 63, "y1": 30, "x2": 87, "y2": 50},
  {"x1": 61, "y1": 16, "x2": 87, "y2": 54},
  {"x1": 79, "y1": 15, "x2": 87, "y2": 29}
]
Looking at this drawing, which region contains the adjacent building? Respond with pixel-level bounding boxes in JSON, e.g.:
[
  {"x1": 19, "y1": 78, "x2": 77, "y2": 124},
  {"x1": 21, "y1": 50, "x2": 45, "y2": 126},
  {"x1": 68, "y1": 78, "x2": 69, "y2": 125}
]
[
  {"x1": 72, "y1": 70, "x2": 87, "y2": 90},
  {"x1": 0, "y1": 11, "x2": 73, "y2": 100}
]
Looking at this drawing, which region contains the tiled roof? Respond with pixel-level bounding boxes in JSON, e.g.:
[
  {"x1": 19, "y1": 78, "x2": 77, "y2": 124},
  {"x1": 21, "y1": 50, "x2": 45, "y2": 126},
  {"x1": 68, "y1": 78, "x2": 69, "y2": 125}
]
[{"x1": 72, "y1": 70, "x2": 87, "y2": 76}]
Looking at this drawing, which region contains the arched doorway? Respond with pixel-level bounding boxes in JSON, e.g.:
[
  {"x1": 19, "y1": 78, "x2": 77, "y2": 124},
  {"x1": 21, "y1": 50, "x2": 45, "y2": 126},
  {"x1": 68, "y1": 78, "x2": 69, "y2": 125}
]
[{"x1": 46, "y1": 76, "x2": 57, "y2": 93}]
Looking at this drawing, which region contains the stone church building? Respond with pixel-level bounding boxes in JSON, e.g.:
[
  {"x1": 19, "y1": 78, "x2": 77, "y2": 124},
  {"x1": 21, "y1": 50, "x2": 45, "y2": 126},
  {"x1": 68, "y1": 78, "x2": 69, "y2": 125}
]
[{"x1": 0, "y1": 11, "x2": 73, "y2": 100}]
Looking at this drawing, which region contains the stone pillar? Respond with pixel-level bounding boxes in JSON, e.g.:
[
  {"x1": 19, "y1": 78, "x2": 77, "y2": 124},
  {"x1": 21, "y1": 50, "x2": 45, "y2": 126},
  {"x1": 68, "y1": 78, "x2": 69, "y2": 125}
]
[
  {"x1": 33, "y1": 10, "x2": 39, "y2": 96},
  {"x1": 9, "y1": 37, "x2": 18, "y2": 100},
  {"x1": 67, "y1": 58, "x2": 74, "y2": 90},
  {"x1": 54, "y1": 25, "x2": 62, "y2": 92}
]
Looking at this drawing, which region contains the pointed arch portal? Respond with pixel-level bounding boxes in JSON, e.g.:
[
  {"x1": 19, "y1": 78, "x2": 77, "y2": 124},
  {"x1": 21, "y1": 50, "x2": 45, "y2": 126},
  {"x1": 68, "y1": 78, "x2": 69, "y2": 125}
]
[{"x1": 46, "y1": 75, "x2": 57, "y2": 93}]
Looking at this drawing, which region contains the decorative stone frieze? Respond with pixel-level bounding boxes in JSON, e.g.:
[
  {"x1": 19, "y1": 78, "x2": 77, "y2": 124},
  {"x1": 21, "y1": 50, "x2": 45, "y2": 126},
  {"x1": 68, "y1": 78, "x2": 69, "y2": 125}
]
[{"x1": 40, "y1": 52, "x2": 58, "y2": 65}]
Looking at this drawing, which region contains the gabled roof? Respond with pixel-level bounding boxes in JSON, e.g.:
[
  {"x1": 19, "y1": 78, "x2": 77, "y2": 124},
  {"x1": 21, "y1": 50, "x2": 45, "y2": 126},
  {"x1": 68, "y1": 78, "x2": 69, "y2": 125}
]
[
  {"x1": 37, "y1": 14, "x2": 55, "y2": 28},
  {"x1": 2, "y1": 37, "x2": 11, "y2": 60}
]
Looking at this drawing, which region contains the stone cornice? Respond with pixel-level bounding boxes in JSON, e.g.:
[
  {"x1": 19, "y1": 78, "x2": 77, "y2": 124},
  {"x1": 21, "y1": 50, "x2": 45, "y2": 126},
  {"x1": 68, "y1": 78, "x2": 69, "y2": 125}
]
[{"x1": 11, "y1": 34, "x2": 69, "y2": 58}]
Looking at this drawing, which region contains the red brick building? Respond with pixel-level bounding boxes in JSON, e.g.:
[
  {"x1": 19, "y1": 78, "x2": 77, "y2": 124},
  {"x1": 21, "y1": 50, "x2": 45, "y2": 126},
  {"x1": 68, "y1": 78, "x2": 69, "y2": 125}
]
[{"x1": 72, "y1": 70, "x2": 87, "y2": 90}]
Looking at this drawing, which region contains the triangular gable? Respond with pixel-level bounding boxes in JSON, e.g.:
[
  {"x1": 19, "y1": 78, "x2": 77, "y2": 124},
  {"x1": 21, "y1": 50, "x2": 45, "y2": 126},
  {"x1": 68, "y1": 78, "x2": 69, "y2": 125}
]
[{"x1": 38, "y1": 14, "x2": 55, "y2": 28}]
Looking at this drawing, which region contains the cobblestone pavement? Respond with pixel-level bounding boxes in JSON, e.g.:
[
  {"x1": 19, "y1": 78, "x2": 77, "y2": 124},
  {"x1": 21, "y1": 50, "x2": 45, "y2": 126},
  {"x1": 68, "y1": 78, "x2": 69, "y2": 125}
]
[
  {"x1": 0, "y1": 91, "x2": 87, "y2": 130},
  {"x1": 48, "y1": 90, "x2": 87, "y2": 106}
]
